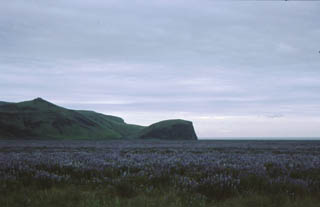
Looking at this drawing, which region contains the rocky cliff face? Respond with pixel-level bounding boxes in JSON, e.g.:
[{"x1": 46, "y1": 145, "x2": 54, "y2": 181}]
[{"x1": 137, "y1": 119, "x2": 198, "y2": 141}]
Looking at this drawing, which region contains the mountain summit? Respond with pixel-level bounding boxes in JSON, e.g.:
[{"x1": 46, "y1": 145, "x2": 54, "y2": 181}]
[
  {"x1": 0, "y1": 98, "x2": 198, "y2": 140},
  {"x1": 0, "y1": 98, "x2": 142, "y2": 139}
]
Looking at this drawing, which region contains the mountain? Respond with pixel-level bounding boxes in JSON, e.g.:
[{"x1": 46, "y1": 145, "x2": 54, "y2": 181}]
[
  {"x1": 0, "y1": 98, "x2": 198, "y2": 140},
  {"x1": 0, "y1": 98, "x2": 144, "y2": 139},
  {"x1": 0, "y1": 101, "x2": 8, "y2": 106},
  {"x1": 134, "y1": 119, "x2": 198, "y2": 141}
]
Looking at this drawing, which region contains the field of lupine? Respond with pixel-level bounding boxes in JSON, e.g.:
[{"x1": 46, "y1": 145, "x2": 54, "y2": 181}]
[{"x1": 1, "y1": 140, "x2": 320, "y2": 207}]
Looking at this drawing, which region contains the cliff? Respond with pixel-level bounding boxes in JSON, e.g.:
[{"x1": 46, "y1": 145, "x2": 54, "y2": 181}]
[{"x1": 135, "y1": 119, "x2": 198, "y2": 140}]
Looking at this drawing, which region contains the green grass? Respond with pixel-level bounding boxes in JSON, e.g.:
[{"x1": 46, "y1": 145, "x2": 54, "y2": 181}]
[
  {"x1": 140, "y1": 119, "x2": 192, "y2": 132},
  {"x1": 1, "y1": 184, "x2": 319, "y2": 207},
  {"x1": 0, "y1": 98, "x2": 198, "y2": 141},
  {"x1": 0, "y1": 98, "x2": 145, "y2": 140},
  {"x1": 134, "y1": 119, "x2": 197, "y2": 140},
  {"x1": 1, "y1": 139, "x2": 319, "y2": 206},
  {"x1": 0, "y1": 101, "x2": 9, "y2": 106}
]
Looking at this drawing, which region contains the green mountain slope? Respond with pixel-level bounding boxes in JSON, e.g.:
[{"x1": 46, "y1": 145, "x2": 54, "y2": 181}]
[
  {"x1": 0, "y1": 102, "x2": 9, "y2": 106},
  {"x1": 0, "y1": 98, "x2": 144, "y2": 139},
  {"x1": 77, "y1": 110, "x2": 144, "y2": 137},
  {"x1": 134, "y1": 119, "x2": 198, "y2": 140}
]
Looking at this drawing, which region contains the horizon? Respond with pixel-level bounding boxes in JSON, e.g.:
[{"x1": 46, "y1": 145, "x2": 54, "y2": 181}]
[
  {"x1": 1, "y1": 1, "x2": 320, "y2": 138},
  {"x1": 1, "y1": 97, "x2": 320, "y2": 140}
]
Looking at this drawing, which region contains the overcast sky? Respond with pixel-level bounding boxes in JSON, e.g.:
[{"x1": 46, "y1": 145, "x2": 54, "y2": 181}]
[{"x1": 1, "y1": 0, "x2": 320, "y2": 138}]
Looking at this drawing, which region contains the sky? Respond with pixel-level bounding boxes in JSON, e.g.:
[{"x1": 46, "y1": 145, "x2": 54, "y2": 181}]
[{"x1": 1, "y1": 0, "x2": 320, "y2": 138}]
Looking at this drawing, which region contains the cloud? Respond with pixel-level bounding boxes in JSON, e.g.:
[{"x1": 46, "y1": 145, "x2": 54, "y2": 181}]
[
  {"x1": 265, "y1": 114, "x2": 285, "y2": 119},
  {"x1": 0, "y1": 0, "x2": 320, "y2": 137}
]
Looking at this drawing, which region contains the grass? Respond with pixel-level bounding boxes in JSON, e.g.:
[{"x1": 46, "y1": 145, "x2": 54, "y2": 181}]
[
  {"x1": 1, "y1": 140, "x2": 320, "y2": 206},
  {"x1": 0, "y1": 98, "x2": 144, "y2": 139},
  {"x1": 1, "y1": 184, "x2": 319, "y2": 207},
  {"x1": 1, "y1": 172, "x2": 319, "y2": 207},
  {"x1": 135, "y1": 119, "x2": 197, "y2": 140}
]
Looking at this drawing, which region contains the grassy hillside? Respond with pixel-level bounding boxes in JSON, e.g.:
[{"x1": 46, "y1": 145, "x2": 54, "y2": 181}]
[
  {"x1": 0, "y1": 98, "x2": 144, "y2": 140},
  {"x1": 77, "y1": 110, "x2": 144, "y2": 137},
  {"x1": 0, "y1": 101, "x2": 9, "y2": 106},
  {"x1": 134, "y1": 119, "x2": 198, "y2": 140}
]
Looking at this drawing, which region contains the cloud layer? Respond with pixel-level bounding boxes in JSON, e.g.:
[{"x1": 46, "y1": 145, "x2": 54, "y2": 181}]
[{"x1": 1, "y1": 0, "x2": 320, "y2": 137}]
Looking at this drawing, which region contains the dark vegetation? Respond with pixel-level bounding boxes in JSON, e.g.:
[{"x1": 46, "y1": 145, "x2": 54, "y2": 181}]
[
  {"x1": 136, "y1": 119, "x2": 198, "y2": 140},
  {"x1": 0, "y1": 98, "x2": 197, "y2": 140},
  {"x1": 0, "y1": 140, "x2": 320, "y2": 207}
]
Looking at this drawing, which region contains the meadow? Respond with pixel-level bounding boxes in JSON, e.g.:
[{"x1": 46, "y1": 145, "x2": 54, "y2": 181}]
[{"x1": 0, "y1": 140, "x2": 320, "y2": 207}]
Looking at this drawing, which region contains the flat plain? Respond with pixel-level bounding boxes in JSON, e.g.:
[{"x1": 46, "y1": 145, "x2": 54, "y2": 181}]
[{"x1": 1, "y1": 140, "x2": 320, "y2": 207}]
